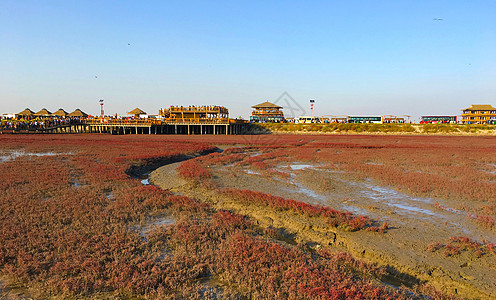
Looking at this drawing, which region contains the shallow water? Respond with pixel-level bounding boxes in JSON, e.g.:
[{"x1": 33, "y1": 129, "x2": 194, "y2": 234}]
[
  {"x1": 245, "y1": 169, "x2": 261, "y2": 175},
  {"x1": 483, "y1": 163, "x2": 496, "y2": 175},
  {"x1": 289, "y1": 164, "x2": 314, "y2": 170},
  {"x1": 291, "y1": 181, "x2": 320, "y2": 199},
  {"x1": 0, "y1": 150, "x2": 72, "y2": 162},
  {"x1": 385, "y1": 202, "x2": 439, "y2": 217},
  {"x1": 341, "y1": 204, "x2": 370, "y2": 216},
  {"x1": 341, "y1": 180, "x2": 447, "y2": 220},
  {"x1": 249, "y1": 152, "x2": 263, "y2": 157},
  {"x1": 365, "y1": 161, "x2": 384, "y2": 166}
]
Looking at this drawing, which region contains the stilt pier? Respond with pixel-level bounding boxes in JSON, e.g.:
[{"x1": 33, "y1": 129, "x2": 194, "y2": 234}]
[
  {"x1": 2, "y1": 105, "x2": 249, "y2": 135},
  {"x1": 81, "y1": 119, "x2": 248, "y2": 135}
]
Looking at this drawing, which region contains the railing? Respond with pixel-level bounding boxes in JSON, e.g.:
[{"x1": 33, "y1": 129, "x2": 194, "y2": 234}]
[
  {"x1": 461, "y1": 112, "x2": 496, "y2": 116},
  {"x1": 166, "y1": 106, "x2": 229, "y2": 114},
  {"x1": 252, "y1": 110, "x2": 283, "y2": 115},
  {"x1": 164, "y1": 118, "x2": 230, "y2": 124},
  {"x1": 251, "y1": 112, "x2": 284, "y2": 116},
  {"x1": 81, "y1": 119, "x2": 161, "y2": 126},
  {"x1": 81, "y1": 118, "x2": 235, "y2": 125},
  {"x1": 230, "y1": 119, "x2": 249, "y2": 124}
]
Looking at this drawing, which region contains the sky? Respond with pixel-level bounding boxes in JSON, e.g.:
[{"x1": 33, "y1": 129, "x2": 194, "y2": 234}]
[{"x1": 1, "y1": 0, "x2": 495, "y2": 121}]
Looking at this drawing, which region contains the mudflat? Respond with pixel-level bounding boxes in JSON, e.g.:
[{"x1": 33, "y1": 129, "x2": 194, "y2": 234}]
[{"x1": 151, "y1": 136, "x2": 496, "y2": 299}]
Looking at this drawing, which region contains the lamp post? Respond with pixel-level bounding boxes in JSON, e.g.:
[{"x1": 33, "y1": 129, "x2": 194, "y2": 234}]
[{"x1": 99, "y1": 99, "x2": 104, "y2": 117}]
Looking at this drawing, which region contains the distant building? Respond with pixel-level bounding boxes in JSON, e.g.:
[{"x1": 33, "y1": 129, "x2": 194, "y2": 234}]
[
  {"x1": 420, "y1": 116, "x2": 457, "y2": 124},
  {"x1": 250, "y1": 101, "x2": 284, "y2": 123},
  {"x1": 461, "y1": 105, "x2": 496, "y2": 124}
]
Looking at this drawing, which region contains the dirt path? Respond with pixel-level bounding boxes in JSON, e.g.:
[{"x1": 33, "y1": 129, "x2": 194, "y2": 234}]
[
  {"x1": 0, "y1": 278, "x2": 31, "y2": 300},
  {"x1": 149, "y1": 161, "x2": 188, "y2": 190},
  {"x1": 150, "y1": 160, "x2": 496, "y2": 299}
]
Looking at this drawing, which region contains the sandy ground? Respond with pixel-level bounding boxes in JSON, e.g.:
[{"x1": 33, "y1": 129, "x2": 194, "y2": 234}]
[{"x1": 150, "y1": 155, "x2": 496, "y2": 299}]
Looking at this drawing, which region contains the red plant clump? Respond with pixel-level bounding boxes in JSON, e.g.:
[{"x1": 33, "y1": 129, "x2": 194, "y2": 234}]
[
  {"x1": 239, "y1": 151, "x2": 288, "y2": 169},
  {"x1": 222, "y1": 188, "x2": 370, "y2": 231},
  {"x1": 215, "y1": 233, "x2": 406, "y2": 299},
  {"x1": 428, "y1": 236, "x2": 496, "y2": 259},
  {"x1": 474, "y1": 214, "x2": 496, "y2": 231},
  {"x1": 199, "y1": 151, "x2": 248, "y2": 166},
  {"x1": 366, "y1": 222, "x2": 389, "y2": 233},
  {"x1": 177, "y1": 159, "x2": 213, "y2": 184}
]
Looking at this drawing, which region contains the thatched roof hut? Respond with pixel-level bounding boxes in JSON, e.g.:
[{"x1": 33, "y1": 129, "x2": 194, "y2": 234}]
[
  {"x1": 68, "y1": 109, "x2": 88, "y2": 117},
  {"x1": 52, "y1": 108, "x2": 69, "y2": 117},
  {"x1": 35, "y1": 108, "x2": 52, "y2": 117},
  {"x1": 128, "y1": 108, "x2": 147, "y2": 117},
  {"x1": 17, "y1": 108, "x2": 35, "y2": 116}
]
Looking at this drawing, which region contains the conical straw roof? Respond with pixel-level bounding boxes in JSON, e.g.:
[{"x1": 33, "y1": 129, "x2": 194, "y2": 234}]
[
  {"x1": 52, "y1": 108, "x2": 69, "y2": 117},
  {"x1": 35, "y1": 108, "x2": 52, "y2": 116},
  {"x1": 17, "y1": 108, "x2": 35, "y2": 116},
  {"x1": 128, "y1": 108, "x2": 147, "y2": 115},
  {"x1": 68, "y1": 109, "x2": 88, "y2": 117}
]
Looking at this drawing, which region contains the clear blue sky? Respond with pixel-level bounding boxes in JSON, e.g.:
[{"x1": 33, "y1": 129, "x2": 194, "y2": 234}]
[{"x1": 1, "y1": 0, "x2": 495, "y2": 120}]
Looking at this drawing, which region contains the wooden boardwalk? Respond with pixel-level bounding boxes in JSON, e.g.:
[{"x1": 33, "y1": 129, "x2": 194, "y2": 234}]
[{"x1": 1, "y1": 119, "x2": 249, "y2": 135}]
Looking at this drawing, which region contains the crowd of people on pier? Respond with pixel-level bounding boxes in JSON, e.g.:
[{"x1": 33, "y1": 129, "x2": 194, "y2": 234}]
[
  {"x1": 0, "y1": 117, "x2": 83, "y2": 131},
  {"x1": 167, "y1": 105, "x2": 228, "y2": 112}
]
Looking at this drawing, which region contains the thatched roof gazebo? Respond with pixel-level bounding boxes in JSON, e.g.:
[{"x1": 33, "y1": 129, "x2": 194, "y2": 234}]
[
  {"x1": 17, "y1": 108, "x2": 35, "y2": 116},
  {"x1": 68, "y1": 109, "x2": 88, "y2": 118},
  {"x1": 128, "y1": 108, "x2": 147, "y2": 118},
  {"x1": 52, "y1": 108, "x2": 69, "y2": 117},
  {"x1": 35, "y1": 108, "x2": 52, "y2": 117}
]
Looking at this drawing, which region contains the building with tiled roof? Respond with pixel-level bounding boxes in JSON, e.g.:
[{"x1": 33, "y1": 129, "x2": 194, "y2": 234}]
[{"x1": 461, "y1": 104, "x2": 496, "y2": 124}]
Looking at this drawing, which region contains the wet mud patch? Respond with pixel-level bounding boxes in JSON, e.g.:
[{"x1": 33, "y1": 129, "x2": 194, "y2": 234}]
[
  {"x1": 145, "y1": 145, "x2": 496, "y2": 299},
  {"x1": 196, "y1": 160, "x2": 496, "y2": 298}
]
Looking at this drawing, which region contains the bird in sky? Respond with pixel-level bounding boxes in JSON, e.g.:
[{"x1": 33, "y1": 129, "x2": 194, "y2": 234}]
[
  {"x1": 95, "y1": 76, "x2": 98, "y2": 78},
  {"x1": 128, "y1": 43, "x2": 131, "y2": 46},
  {"x1": 433, "y1": 18, "x2": 443, "y2": 21}
]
